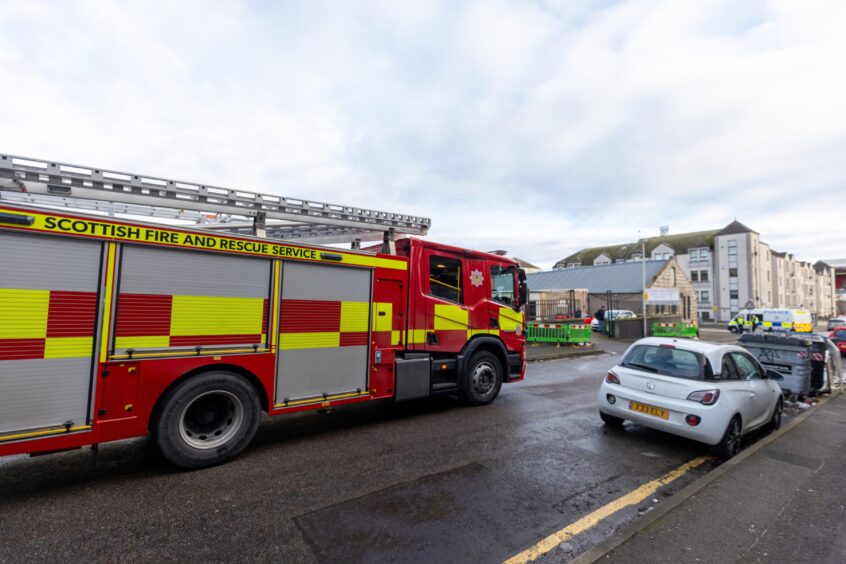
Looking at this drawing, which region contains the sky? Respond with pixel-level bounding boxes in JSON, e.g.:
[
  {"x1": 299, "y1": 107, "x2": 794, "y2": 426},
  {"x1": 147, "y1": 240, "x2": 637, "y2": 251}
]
[{"x1": 1, "y1": 0, "x2": 844, "y2": 269}]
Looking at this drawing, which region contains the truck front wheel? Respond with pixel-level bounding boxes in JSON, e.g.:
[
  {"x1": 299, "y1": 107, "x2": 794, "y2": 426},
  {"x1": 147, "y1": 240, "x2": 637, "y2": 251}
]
[
  {"x1": 153, "y1": 371, "x2": 261, "y2": 469},
  {"x1": 462, "y1": 351, "x2": 503, "y2": 406}
]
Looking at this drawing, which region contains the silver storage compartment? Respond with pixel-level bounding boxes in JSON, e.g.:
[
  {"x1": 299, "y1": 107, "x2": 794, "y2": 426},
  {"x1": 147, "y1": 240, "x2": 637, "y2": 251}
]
[{"x1": 395, "y1": 356, "x2": 431, "y2": 401}]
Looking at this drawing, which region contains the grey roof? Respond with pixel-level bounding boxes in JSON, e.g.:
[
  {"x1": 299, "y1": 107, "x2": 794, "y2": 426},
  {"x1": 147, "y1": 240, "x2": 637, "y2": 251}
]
[
  {"x1": 554, "y1": 229, "x2": 718, "y2": 269},
  {"x1": 527, "y1": 260, "x2": 668, "y2": 294},
  {"x1": 716, "y1": 220, "x2": 757, "y2": 236},
  {"x1": 820, "y1": 258, "x2": 846, "y2": 268}
]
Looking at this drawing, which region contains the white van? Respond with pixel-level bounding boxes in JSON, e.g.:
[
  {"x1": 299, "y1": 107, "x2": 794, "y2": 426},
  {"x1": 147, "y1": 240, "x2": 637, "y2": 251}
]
[{"x1": 727, "y1": 309, "x2": 813, "y2": 334}]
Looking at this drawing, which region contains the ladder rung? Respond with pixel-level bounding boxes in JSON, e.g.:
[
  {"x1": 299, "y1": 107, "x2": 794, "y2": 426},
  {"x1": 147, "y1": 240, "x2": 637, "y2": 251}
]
[{"x1": 0, "y1": 154, "x2": 430, "y2": 237}]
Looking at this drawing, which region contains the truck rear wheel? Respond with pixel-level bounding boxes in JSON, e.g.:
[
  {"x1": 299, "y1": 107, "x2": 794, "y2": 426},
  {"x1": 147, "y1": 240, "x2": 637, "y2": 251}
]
[
  {"x1": 462, "y1": 351, "x2": 503, "y2": 406},
  {"x1": 153, "y1": 371, "x2": 261, "y2": 469}
]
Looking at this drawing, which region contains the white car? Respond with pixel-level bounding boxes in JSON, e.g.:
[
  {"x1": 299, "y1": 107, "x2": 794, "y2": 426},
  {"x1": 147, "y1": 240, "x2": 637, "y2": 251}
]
[
  {"x1": 591, "y1": 309, "x2": 637, "y2": 331},
  {"x1": 597, "y1": 337, "x2": 784, "y2": 459}
]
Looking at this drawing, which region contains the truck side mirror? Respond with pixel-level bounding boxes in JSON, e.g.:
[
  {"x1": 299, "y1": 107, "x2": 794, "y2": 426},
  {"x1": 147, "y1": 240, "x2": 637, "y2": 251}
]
[{"x1": 517, "y1": 281, "x2": 528, "y2": 310}]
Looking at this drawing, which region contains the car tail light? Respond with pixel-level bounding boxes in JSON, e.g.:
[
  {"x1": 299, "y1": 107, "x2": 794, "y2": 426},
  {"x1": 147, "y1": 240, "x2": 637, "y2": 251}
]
[
  {"x1": 685, "y1": 414, "x2": 701, "y2": 426},
  {"x1": 606, "y1": 371, "x2": 620, "y2": 384},
  {"x1": 687, "y1": 389, "x2": 720, "y2": 405}
]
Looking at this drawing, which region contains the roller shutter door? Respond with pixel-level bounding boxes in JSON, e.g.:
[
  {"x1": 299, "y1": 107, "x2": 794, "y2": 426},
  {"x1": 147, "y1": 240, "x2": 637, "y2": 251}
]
[
  {"x1": 276, "y1": 262, "x2": 372, "y2": 402},
  {"x1": 0, "y1": 231, "x2": 101, "y2": 434},
  {"x1": 114, "y1": 245, "x2": 272, "y2": 355}
]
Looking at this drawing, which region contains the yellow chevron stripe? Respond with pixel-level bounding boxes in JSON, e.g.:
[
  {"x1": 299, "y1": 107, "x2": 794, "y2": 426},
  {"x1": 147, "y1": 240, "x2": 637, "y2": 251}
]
[
  {"x1": 0, "y1": 288, "x2": 49, "y2": 339},
  {"x1": 170, "y1": 295, "x2": 264, "y2": 336},
  {"x1": 341, "y1": 301, "x2": 369, "y2": 332},
  {"x1": 279, "y1": 332, "x2": 340, "y2": 350},
  {"x1": 114, "y1": 336, "x2": 171, "y2": 350},
  {"x1": 99, "y1": 243, "x2": 117, "y2": 362},
  {"x1": 434, "y1": 304, "x2": 469, "y2": 330},
  {"x1": 44, "y1": 337, "x2": 93, "y2": 358},
  {"x1": 499, "y1": 307, "x2": 524, "y2": 331}
]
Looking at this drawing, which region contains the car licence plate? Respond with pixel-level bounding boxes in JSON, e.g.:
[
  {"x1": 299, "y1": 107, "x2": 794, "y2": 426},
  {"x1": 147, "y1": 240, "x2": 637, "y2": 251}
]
[{"x1": 629, "y1": 401, "x2": 669, "y2": 419}]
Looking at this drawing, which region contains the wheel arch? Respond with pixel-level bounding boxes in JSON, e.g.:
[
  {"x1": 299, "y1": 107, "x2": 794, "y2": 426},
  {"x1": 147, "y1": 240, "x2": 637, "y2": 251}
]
[
  {"x1": 456, "y1": 335, "x2": 509, "y2": 383},
  {"x1": 148, "y1": 363, "x2": 269, "y2": 432}
]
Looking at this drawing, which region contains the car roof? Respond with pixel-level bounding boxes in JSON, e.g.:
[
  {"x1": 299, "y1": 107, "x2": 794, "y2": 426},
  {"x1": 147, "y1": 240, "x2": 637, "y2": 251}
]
[{"x1": 628, "y1": 337, "x2": 743, "y2": 366}]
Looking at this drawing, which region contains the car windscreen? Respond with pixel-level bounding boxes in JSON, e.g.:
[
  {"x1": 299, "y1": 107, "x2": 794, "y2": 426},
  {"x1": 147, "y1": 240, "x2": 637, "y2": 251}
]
[
  {"x1": 835, "y1": 329, "x2": 846, "y2": 340},
  {"x1": 621, "y1": 345, "x2": 707, "y2": 380}
]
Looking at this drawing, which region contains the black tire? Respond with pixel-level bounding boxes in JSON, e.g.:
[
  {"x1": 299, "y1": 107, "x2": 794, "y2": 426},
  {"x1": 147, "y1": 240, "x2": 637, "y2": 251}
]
[
  {"x1": 462, "y1": 351, "x2": 503, "y2": 406},
  {"x1": 729, "y1": 326, "x2": 738, "y2": 334},
  {"x1": 600, "y1": 411, "x2": 624, "y2": 426},
  {"x1": 153, "y1": 371, "x2": 261, "y2": 469},
  {"x1": 712, "y1": 416, "x2": 742, "y2": 461},
  {"x1": 766, "y1": 398, "x2": 783, "y2": 433}
]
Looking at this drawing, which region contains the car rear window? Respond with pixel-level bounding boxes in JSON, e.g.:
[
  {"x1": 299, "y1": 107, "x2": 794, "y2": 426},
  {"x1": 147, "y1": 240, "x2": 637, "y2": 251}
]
[
  {"x1": 835, "y1": 329, "x2": 846, "y2": 340},
  {"x1": 622, "y1": 345, "x2": 707, "y2": 380}
]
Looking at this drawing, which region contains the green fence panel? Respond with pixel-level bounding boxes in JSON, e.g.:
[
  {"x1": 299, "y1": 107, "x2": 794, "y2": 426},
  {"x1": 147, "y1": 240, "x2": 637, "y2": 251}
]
[
  {"x1": 527, "y1": 322, "x2": 591, "y2": 344},
  {"x1": 651, "y1": 322, "x2": 698, "y2": 339},
  {"x1": 563, "y1": 324, "x2": 592, "y2": 344}
]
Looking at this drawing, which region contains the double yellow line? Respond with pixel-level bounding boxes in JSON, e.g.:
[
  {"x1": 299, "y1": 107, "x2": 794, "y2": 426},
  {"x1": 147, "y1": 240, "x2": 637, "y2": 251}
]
[{"x1": 505, "y1": 455, "x2": 711, "y2": 563}]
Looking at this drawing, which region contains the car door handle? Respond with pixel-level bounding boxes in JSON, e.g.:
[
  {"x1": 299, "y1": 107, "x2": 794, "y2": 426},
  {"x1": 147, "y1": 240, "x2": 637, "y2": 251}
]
[{"x1": 750, "y1": 392, "x2": 757, "y2": 398}]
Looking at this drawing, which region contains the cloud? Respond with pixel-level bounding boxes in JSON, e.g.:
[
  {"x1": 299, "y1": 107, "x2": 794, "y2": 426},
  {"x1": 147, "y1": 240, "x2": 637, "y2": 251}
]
[{"x1": 1, "y1": 0, "x2": 844, "y2": 269}]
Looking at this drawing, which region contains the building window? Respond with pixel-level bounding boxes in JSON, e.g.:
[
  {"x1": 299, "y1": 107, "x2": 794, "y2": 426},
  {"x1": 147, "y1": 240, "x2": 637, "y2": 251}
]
[
  {"x1": 729, "y1": 267, "x2": 738, "y2": 277},
  {"x1": 689, "y1": 249, "x2": 699, "y2": 261},
  {"x1": 702, "y1": 311, "x2": 711, "y2": 321},
  {"x1": 429, "y1": 255, "x2": 463, "y2": 304},
  {"x1": 730, "y1": 289, "x2": 739, "y2": 299},
  {"x1": 699, "y1": 248, "x2": 710, "y2": 260},
  {"x1": 700, "y1": 270, "x2": 709, "y2": 282},
  {"x1": 728, "y1": 240, "x2": 737, "y2": 256},
  {"x1": 701, "y1": 290, "x2": 710, "y2": 303},
  {"x1": 691, "y1": 271, "x2": 699, "y2": 282}
]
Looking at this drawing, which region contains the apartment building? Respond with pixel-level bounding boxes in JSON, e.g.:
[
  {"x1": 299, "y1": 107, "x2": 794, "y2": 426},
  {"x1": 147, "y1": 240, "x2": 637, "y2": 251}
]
[{"x1": 553, "y1": 221, "x2": 837, "y2": 323}]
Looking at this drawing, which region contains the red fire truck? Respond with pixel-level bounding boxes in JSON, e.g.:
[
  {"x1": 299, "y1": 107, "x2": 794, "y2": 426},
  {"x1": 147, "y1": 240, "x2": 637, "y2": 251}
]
[{"x1": 0, "y1": 155, "x2": 527, "y2": 468}]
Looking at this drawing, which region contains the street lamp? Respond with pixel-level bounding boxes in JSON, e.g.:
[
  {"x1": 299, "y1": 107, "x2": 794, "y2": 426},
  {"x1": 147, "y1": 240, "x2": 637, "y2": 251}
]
[{"x1": 639, "y1": 230, "x2": 647, "y2": 336}]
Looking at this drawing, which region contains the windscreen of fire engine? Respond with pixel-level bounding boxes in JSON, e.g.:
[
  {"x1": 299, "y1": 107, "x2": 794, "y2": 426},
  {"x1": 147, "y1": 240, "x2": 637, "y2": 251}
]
[
  {"x1": 490, "y1": 265, "x2": 516, "y2": 306},
  {"x1": 429, "y1": 256, "x2": 463, "y2": 303}
]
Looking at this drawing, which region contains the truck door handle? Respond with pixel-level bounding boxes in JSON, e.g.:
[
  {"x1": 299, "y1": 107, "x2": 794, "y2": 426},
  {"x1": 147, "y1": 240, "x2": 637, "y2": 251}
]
[{"x1": 490, "y1": 318, "x2": 499, "y2": 329}]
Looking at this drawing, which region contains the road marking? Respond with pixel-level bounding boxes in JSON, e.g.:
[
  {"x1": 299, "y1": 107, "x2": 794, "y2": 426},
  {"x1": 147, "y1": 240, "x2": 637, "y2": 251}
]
[{"x1": 504, "y1": 455, "x2": 712, "y2": 563}]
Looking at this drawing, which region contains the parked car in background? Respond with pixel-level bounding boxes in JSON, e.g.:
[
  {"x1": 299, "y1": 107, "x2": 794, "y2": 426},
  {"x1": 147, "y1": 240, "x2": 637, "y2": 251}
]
[
  {"x1": 591, "y1": 309, "x2": 636, "y2": 331},
  {"x1": 830, "y1": 326, "x2": 846, "y2": 354},
  {"x1": 597, "y1": 337, "x2": 783, "y2": 460},
  {"x1": 827, "y1": 317, "x2": 846, "y2": 331}
]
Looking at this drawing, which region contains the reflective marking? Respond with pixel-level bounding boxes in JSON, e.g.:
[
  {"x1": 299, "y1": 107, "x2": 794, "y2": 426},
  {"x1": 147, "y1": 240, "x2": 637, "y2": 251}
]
[
  {"x1": 504, "y1": 455, "x2": 711, "y2": 563},
  {"x1": 0, "y1": 289, "x2": 49, "y2": 338},
  {"x1": 99, "y1": 243, "x2": 117, "y2": 363},
  {"x1": 433, "y1": 304, "x2": 469, "y2": 330},
  {"x1": 0, "y1": 424, "x2": 92, "y2": 443}
]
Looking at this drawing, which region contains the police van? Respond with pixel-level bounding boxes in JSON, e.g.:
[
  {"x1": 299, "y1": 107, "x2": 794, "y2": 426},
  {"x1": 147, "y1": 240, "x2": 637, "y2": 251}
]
[{"x1": 727, "y1": 308, "x2": 813, "y2": 334}]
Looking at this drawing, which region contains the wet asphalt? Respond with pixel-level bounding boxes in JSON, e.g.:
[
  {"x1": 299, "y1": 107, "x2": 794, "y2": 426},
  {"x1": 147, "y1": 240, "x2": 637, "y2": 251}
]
[{"x1": 0, "y1": 339, "x2": 755, "y2": 563}]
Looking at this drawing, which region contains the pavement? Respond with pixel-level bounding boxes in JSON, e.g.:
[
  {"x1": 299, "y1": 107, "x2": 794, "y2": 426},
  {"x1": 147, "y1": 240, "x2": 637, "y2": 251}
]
[{"x1": 595, "y1": 391, "x2": 846, "y2": 563}]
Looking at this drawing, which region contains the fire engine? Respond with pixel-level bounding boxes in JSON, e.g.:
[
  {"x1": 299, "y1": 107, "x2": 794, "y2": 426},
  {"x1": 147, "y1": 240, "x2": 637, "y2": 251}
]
[{"x1": 0, "y1": 154, "x2": 527, "y2": 468}]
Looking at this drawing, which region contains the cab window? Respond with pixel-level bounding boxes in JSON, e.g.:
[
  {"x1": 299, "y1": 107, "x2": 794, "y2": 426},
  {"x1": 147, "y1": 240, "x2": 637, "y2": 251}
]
[
  {"x1": 429, "y1": 255, "x2": 463, "y2": 303},
  {"x1": 731, "y1": 352, "x2": 763, "y2": 380},
  {"x1": 490, "y1": 265, "x2": 515, "y2": 306}
]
